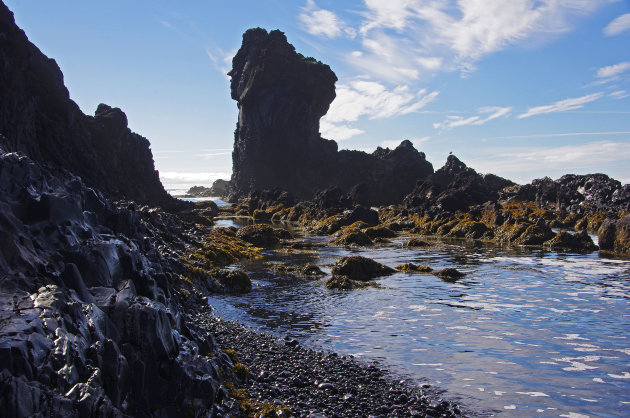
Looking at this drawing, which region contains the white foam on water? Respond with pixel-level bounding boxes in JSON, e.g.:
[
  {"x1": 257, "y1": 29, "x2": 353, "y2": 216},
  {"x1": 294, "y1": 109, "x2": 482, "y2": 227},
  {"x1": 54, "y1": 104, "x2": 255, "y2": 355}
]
[
  {"x1": 516, "y1": 391, "x2": 550, "y2": 397},
  {"x1": 607, "y1": 372, "x2": 630, "y2": 379},
  {"x1": 563, "y1": 362, "x2": 599, "y2": 372},
  {"x1": 559, "y1": 413, "x2": 590, "y2": 418},
  {"x1": 592, "y1": 378, "x2": 605, "y2": 383},
  {"x1": 446, "y1": 326, "x2": 478, "y2": 331},
  {"x1": 503, "y1": 405, "x2": 516, "y2": 410},
  {"x1": 555, "y1": 334, "x2": 589, "y2": 341}
]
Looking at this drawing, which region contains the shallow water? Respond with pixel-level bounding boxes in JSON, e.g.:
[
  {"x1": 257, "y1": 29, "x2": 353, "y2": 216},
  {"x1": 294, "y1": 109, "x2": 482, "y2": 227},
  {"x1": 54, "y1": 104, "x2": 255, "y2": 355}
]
[{"x1": 208, "y1": 230, "x2": 630, "y2": 416}]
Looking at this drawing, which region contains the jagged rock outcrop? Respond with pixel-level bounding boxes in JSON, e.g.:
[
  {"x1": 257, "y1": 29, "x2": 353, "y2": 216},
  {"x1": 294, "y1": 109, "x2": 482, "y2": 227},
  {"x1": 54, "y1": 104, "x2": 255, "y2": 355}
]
[
  {"x1": 0, "y1": 149, "x2": 240, "y2": 416},
  {"x1": 229, "y1": 28, "x2": 433, "y2": 205},
  {"x1": 186, "y1": 179, "x2": 231, "y2": 198},
  {"x1": 404, "y1": 154, "x2": 514, "y2": 216},
  {"x1": 500, "y1": 174, "x2": 630, "y2": 214},
  {"x1": 0, "y1": 2, "x2": 173, "y2": 208},
  {"x1": 598, "y1": 215, "x2": 630, "y2": 256}
]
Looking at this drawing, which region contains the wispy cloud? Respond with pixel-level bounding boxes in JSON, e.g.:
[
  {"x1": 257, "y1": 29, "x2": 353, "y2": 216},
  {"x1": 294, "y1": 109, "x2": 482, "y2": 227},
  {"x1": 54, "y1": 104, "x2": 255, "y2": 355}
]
[
  {"x1": 205, "y1": 47, "x2": 235, "y2": 75},
  {"x1": 352, "y1": 0, "x2": 610, "y2": 77},
  {"x1": 603, "y1": 13, "x2": 630, "y2": 36},
  {"x1": 610, "y1": 90, "x2": 630, "y2": 100},
  {"x1": 321, "y1": 80, "x2": 438, "y2": 141},
  {"x1": 320, "y1": 120, "x2": 364, "y2": 141},
  {"x1": 434, "y1": 106, "x2": 512, "y2": 130},
  {"x1": 469, "y1": 141, "x2": 630, "y2": 183},
  {"x1": 517, "y1": 93, "x2": 603, "y2": 119},
  {"x1": 325, "y1": 80, "x2": 439, "y2": 123},
  {"x1": 299, "y1": 0, "x2": 356, "y2": 39},
  {"x1": 491, "y1": 131, "x2": 630, "y2": 139},
  {"x1": 596, "y1": 61, "x2": 630, "y2": 79}
]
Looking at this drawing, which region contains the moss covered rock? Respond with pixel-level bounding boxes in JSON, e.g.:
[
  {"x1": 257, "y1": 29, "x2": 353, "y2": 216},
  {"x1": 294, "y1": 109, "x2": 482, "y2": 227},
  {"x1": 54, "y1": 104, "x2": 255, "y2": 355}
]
[{"x1": 331, "y1": 256, "x2": 395, "y2": 281}]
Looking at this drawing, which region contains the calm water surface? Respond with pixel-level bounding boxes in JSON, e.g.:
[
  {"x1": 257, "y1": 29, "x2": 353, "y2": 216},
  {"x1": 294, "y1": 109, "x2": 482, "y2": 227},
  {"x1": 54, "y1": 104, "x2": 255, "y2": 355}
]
[{"x1": 208, "y1": 223, "x2": 630, "y2": 416}]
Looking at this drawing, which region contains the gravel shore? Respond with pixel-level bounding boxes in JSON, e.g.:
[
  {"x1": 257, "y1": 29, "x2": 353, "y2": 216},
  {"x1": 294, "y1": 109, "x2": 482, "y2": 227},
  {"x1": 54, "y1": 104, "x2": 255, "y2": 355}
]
[{"x1": 190, "y1": 303, "x2": 469, "y2": 417}]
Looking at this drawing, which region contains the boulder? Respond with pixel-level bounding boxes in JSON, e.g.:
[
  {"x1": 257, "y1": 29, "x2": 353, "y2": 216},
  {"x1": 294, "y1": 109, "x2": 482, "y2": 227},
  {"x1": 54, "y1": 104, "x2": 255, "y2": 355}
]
[
  {"x1": 331, "y1": 256, "x2": 395, "y2": 281},
  {"x1": 545, "y1": 230, "x2": 598, "y2": 252},
  {"x1": 598, "y1": 215, "x2": 630, "y2": 255},
  {"x1": 434, "y1": 268, "x2": 466, "y2": 282},
  {"x1": 236, "y1": 224, "x2": 281, "y2": 247}
]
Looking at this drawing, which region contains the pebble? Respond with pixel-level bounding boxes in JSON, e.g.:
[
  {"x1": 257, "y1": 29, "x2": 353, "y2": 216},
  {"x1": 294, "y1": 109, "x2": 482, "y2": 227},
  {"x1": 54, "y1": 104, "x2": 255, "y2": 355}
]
[{"x1": 193, "y1": 309, "x2": 467, "y2": 417}]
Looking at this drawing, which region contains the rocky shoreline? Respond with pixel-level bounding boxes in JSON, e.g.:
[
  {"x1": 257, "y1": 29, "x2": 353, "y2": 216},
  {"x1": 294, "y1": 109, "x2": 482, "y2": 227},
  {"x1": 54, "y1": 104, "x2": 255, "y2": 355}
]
[
  {"x1": 191, "y1": 302, "x2": 466, "y2": 417},
  {"x1": 2, "y1": 1, "x2": 630, "y2": 416}
]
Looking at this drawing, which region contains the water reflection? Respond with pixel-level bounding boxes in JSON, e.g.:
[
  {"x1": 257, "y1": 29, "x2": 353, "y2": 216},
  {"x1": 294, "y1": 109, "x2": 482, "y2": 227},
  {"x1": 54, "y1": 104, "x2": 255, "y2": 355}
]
[{"x1": 208, "y1": 232, "x2": 630, "y2": 416}]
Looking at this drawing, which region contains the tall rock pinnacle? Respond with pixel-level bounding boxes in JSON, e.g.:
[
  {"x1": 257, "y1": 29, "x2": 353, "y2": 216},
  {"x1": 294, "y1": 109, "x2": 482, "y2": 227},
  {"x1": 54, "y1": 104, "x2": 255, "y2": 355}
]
[{"x1": 228, "y1": 28, "x2": 434, "y2": 204}]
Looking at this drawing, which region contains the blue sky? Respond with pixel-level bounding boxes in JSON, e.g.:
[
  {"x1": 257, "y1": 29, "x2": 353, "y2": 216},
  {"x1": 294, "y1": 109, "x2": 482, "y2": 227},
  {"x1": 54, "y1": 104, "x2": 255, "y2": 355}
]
[{"x1": 6, "y1": 0, "x2": 630, "y2": 192}]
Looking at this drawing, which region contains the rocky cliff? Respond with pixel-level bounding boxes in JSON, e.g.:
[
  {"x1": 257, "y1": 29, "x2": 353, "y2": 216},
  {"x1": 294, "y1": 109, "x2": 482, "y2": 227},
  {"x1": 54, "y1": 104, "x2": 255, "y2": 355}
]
[
  {"x1": 0, "y1": 2, "x2": 173, "y2": 208},
  {"x1": 229, "y1": 28, "x2": 433, "y2": 205}
]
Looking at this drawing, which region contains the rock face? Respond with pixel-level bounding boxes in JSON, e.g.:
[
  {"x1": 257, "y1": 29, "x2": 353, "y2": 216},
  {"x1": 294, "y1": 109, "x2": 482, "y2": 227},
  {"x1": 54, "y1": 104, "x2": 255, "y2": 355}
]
[
  {"x1": 500, "y1": 174, "x2": 630, "y2": 214},
  {"x1": 404, "y1": 154, "x2": 514, "y2": 216},
  {"x1": 0, "y1": 3, "x2": 173, "y2": 208},
  {"x1": 0, "y1": 150, "x2": 238, "y2": 416},
  {"x1": 229, "y1": 28, "x2": 433, "y2": 205}
]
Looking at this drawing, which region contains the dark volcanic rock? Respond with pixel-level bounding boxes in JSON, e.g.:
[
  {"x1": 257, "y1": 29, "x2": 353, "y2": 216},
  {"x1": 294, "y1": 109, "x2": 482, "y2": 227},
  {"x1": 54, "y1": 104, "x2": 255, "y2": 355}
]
[
  {"x1": 545, "y1": 230, "x2": 598, "y2": 252},
  {"x1": 598, "y1": 215, "x2": 630, "y2": 256},
  {"x1": 404, "y1": 155, "x2": 514, "y2": 216},
  {"x1": 0, "y1": 4, "x2": 174, "y2": 208},
  {"x1": 186, "y1": 179, "x2": 231, "y2": 198},
  {"x1": 331, "y1": 256, "x2": 395, "y2": 281},
  {"x1": 0, "y1": 149, "x2": 239, "y2": 417},
  {"x1": 228, "y1": 28, "x2": 433, "y2": 205},
  {"x1": 500, "y1": 174, "x2": 630, "y2": 214}
]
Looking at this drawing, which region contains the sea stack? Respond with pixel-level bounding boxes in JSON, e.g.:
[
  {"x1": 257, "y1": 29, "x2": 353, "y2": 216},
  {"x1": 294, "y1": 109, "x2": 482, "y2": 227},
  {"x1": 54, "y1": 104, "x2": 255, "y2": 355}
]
[{"x1": 228, "y1": 28, "x2": 434, "y2": 205}]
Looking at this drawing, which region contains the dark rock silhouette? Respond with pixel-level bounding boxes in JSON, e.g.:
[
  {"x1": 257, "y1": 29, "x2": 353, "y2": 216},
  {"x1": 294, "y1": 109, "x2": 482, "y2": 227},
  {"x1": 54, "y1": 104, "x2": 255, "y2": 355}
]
[
  {"x1": 229, "y1": 28, "x2": 433, "y2": 205},
  {"x1": 404, "y1": 154, "x2": 514, "y2": 216},
  {"x1": 0, "y1": 3, "x2": 173, "y2": 208}
]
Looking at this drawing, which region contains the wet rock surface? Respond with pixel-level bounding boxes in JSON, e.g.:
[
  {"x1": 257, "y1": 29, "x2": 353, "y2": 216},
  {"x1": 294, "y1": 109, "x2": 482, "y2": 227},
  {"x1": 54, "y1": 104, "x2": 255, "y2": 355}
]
[
  {"x1": 198, "y1": 311, "x2": 464, "y2": 417},
  {"x1": 0, "y1": 149, "x2": 242, "y2": 416}
]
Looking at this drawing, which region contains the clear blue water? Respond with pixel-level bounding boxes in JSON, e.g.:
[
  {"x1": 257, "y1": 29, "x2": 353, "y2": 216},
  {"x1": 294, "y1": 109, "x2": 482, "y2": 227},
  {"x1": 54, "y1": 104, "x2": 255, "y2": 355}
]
[{"x1": 208, "y1": 227, "x2": 630, "y2": 416}]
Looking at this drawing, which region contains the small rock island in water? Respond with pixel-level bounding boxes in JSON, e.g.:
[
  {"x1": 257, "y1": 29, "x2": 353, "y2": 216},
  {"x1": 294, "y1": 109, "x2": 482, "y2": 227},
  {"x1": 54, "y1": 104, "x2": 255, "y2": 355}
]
[{"x1": 1, "y1": 3, "x2": 629, "y2": 417}]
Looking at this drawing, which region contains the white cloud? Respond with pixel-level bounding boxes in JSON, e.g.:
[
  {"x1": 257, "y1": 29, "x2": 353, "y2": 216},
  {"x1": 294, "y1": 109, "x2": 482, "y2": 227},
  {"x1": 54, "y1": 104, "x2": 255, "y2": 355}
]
[
  {"x1": 299, "y1": 0, "x2": 355, "y2": 39},
  {"x1": 434, "y1": 106, "x2": 511, "y2": 130},
  {"x1": 205, "y1": 47, "x2": 235, "y2": 75},
  {"x1": 604, "y1": 13, "x2": 630, "y2": 36},
  {"x1": 517, "y1": 93, "x2": 603, "y2": 119},
  {"x1": 356, "y1": 0, "x2": 611, "y2": 74},
  {"x1": 321, "y1": 80, "x2": 437, "y2": 141},
  {"x1": 610, "y1": 90, "x2": 630, "y2": 99},
  {"x1": 320, "y1": 120, "x2": 364, "y2": 141},
  {"x1": 596, "y1": 61, "x2": 630, "y2": 79},
  {"x1": 324, "y1": 80, "x2": 439, "y2": 123}
]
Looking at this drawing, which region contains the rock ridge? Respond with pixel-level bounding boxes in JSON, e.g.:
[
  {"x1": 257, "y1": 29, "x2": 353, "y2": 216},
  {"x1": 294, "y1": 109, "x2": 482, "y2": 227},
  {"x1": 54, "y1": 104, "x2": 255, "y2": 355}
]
[{"x1": 0, "y1": 2, "x2": 174, "y2": 208}]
